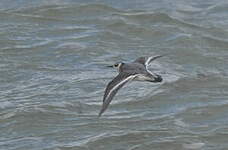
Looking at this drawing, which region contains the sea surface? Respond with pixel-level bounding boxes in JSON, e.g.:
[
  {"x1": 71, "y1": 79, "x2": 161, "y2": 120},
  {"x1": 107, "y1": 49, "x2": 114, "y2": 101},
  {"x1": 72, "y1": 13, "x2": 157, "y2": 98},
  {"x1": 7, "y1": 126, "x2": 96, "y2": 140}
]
[{"x1": 0, "y1": 0, "x2": 228, "y2": 150}]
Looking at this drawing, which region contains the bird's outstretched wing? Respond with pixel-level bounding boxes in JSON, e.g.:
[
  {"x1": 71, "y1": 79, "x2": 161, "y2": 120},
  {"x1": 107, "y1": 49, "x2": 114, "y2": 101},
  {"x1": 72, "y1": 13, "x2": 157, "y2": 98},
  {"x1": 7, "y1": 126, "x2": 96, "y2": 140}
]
[
  {"x1": 99, "y1": 73, "x2": 137, "y2": 117},
  {"x1": 134, "y1": 55, "x2": 165, "y2": 67}
]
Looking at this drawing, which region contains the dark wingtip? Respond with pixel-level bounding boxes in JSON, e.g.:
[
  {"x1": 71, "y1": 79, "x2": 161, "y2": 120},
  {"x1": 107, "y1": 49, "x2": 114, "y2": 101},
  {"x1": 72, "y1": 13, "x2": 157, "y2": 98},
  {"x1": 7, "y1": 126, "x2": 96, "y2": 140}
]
[
  {"x1": 155, "y1": 75, "x2": 163, "y2": 82},
  {"x1": 98, "y1": 109, "x2": 104, "y2": 117},
  {"x1": 98, "y1": 104, "x2": 106, "y2": 117},
  {"x1": 152, "y1": 54, "x2": 166, "y2": 60},
  {"x1": 152, "y1": 53, "x2": 169, "y2": 59}
]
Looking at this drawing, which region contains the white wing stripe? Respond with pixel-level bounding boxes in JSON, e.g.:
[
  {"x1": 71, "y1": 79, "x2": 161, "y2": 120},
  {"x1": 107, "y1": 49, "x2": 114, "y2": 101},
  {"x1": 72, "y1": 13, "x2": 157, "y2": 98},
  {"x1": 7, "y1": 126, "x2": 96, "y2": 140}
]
[
  {"x1": 145, "y1": 55, "x2": 163, "y2": 67},
  {"x1": 104, "y1": 75, "x2": 137, "y2": 102},
  {"x1": 145, "y1": 56, "x2": 153, "y2": 67}
]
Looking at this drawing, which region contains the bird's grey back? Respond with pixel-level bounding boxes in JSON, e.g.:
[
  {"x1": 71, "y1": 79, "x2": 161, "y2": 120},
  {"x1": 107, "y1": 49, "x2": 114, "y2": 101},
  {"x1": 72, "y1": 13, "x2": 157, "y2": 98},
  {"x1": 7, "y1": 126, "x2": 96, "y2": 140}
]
[{"x1": 120, "y1": 63, "x2": 148, "y2": 74}]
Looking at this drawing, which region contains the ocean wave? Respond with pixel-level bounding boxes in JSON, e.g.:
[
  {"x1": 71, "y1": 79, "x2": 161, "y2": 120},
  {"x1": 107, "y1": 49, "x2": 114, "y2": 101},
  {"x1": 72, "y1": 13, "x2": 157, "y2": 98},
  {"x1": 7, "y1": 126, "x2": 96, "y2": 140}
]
[{"x1": 10, "y1": 3, "x2": 124, "y2": 17}]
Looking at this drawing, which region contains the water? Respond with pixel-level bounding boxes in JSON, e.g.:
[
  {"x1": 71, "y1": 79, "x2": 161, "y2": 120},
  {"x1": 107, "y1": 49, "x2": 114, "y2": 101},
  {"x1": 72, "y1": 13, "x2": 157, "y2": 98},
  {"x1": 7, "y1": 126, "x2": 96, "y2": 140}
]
[{"x1": 0, "y1": 0, "x2": 228, "y2": 150}]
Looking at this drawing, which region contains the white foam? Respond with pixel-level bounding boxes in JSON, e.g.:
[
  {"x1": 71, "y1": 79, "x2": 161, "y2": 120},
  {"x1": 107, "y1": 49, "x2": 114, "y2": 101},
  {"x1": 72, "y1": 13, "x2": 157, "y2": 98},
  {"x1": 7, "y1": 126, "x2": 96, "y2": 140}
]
[
  {"x1": 174, "y1": 118, "x2": 189, "y2": 127},
  {"x1": 183, "y1": 143, "x2": 205, "y2": 149},
  {"x1": 0, "y1": 101, "x2": 14, "y2": 109}
]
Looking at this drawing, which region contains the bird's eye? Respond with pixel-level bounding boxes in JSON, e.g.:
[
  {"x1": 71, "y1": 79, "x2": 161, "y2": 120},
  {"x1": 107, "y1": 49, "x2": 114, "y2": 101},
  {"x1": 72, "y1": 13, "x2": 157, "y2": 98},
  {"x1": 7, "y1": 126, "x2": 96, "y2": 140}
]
[{"x1": 114, "y1": 64, "x2": 118, "y2": 67}]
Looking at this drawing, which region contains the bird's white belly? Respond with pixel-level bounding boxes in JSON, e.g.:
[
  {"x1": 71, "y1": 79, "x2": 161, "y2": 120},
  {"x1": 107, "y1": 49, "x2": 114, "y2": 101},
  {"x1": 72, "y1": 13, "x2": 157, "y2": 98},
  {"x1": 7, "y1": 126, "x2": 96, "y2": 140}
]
[{"x1": 135, "y1": 74, "x2": 151, "y2": 81}]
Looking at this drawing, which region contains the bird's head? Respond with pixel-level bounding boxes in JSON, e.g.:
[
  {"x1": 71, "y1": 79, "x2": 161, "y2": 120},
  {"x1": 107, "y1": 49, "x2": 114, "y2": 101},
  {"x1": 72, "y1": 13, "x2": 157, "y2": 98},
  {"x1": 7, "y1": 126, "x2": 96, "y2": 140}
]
[{"x1": 107, "y1": 62, "x2": 124, "y2": 72}]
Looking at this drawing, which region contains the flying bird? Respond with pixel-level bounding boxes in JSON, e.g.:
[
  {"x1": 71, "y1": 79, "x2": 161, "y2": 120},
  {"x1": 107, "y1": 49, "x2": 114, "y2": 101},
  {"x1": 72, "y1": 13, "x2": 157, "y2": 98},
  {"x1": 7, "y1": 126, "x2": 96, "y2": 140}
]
[{"x1": 99, "y1": 55, "x2": 164, "y2": 117}]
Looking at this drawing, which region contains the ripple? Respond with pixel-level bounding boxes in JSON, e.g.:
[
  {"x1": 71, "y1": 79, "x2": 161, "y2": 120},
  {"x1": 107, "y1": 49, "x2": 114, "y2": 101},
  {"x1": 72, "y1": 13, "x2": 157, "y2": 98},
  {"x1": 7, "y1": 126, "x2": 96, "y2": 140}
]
[
  {"x1": 11, "y1": 3, "x2": 124, "y2": 19},
  {"x1": 114, "y1": 11, "x2": 207, "y2": 30},
  {"x1": 0, "y1": 101, "x2": 14, "y2": 109},
  {"x1": 206, "y1": 2, "x2": 228, "y2": 14},
  {"x1": 0, "y1": 1, "x2": 228, "y2": 150},
  {"x1": 183, "y1": 142, "x2": 205, "y2": 149},
  {"x1": 202, "y1": 35, "x2": 228, "y2": 48}
]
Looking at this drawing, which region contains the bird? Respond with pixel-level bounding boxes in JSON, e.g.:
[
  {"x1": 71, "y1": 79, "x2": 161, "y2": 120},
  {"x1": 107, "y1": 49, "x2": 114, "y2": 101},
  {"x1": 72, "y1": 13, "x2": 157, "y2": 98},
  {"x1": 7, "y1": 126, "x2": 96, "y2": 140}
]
[{"x1": 98, "y1": 55, "x2": 164, "y2": 117}]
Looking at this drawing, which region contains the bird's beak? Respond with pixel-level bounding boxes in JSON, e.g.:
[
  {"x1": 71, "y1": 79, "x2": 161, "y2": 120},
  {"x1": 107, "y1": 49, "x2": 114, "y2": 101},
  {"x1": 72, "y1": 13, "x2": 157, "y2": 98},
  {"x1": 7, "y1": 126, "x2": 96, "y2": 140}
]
[{"x1": 107, "y1": 65, "x2": 113, "y2": 68}]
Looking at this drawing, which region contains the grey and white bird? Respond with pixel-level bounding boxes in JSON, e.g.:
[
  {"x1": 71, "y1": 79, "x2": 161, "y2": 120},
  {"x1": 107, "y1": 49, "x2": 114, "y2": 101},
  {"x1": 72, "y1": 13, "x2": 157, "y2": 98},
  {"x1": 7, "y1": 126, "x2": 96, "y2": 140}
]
[{"x1": 99, "y1": 55, "x2": 164, "y2": 117}]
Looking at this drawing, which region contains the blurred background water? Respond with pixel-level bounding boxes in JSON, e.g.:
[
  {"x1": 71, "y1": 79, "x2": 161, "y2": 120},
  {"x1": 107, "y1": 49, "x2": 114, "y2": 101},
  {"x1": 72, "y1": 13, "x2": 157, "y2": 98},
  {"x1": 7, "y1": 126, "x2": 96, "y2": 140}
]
[{"x1": 0, "y1": 0, "x2": 228, "y2": 150}]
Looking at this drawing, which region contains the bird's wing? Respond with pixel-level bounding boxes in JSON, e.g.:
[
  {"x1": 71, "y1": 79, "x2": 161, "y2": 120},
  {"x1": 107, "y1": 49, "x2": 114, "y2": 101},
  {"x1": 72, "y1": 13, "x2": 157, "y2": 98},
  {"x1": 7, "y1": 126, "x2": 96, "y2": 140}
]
[
  {"x1": 99, "y1": 73, "x2": 138, "y2": 117},
  {"x1": 134, "y1": 55, "x2": 164, "y2": 67}
]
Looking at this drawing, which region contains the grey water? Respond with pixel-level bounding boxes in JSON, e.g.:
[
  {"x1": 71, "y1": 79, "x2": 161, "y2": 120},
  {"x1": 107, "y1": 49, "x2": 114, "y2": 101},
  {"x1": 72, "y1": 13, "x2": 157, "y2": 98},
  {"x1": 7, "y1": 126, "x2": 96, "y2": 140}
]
[{"x1": 0, "y1": 0, "x2": 228, "y2": 150}]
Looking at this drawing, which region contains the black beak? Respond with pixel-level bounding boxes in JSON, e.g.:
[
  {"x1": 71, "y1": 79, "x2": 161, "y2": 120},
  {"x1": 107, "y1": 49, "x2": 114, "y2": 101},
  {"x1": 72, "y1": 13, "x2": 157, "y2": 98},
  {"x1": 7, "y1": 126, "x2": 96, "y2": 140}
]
[
  {"x1": 154, "y1": 75, "x2": 163, "y2": 82},
  {"x1": 107, "y1": 65, "x2": 113, "y2": 68}
]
